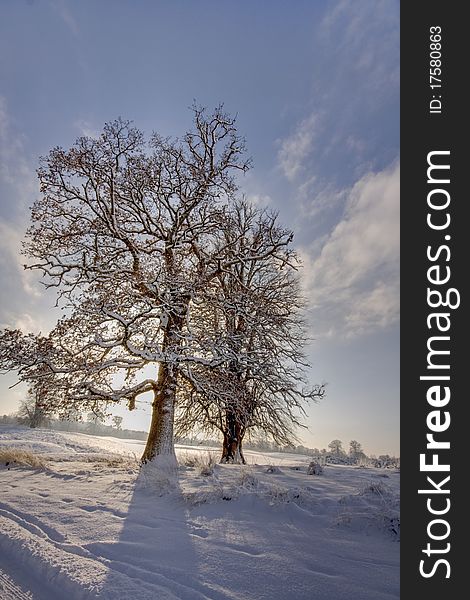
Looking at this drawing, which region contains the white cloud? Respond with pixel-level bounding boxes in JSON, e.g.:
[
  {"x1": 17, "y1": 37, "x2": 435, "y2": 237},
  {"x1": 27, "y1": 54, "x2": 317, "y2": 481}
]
[
  {"x1": 300, "y1": 181, "x2": 348, "y2": 221},
  {"x1": 0, "y1": 98, "x2": 60, "y2": 337},
  {"x1": 278, "y1": 113, "x2": 317, "y2": 181},
  {"x1": 1, "y1": 99, "x2": 29, "y2": 189},
  {"x1": 0, "y1": 96, "x2": 37, "y2": 205},
  {"x1": 319, "y1": 0, "x2": 399, "y2": 96},
  {"x1": 9, "y1": 313, "x2": 46, "y2": 335},
  {"x1": 301, "y1": 161, "x2": 399, "y2": 338},
  {"x1": 345, "y1": 135, "x2": 366, "y2": 155},
  {"x1": 0, "y1": 98, "x2": 40, "y2": 300},
  {"x1": 0, "y1": 219, "x2": 59, "y2": 333},
  {"x1": 344, "y1": 278, "x2": 400, "y2": 334},
  {"x1": 52, "y1": 0, "x2": 80, "y2": 38},
  {"x1": 74, "y1": 118, "x2": 99, "y2": 138},
  {"x1": 0, "y1": 220, "x2": 41, "y2": 299},
  {"x1": 274, "y1": 1, "x2": 398, "y2": 230}
]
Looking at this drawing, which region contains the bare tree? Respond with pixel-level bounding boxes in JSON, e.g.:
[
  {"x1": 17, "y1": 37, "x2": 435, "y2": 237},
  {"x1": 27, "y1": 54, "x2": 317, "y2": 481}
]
[
  {"x1": 17, "y1": 386, "x2": 49, "y2": 428},
  {"x1": 9, "y1": 106, "x2": 307, "y2": 466},
  {"x1": 112, "y1": 415, "x2": 123, "y2": 430},
  {"x1": 328, "y1": 439, "x2": 344, "y2": 455},
  {"x1": 174, "y1": 201, "x2": 325, "y2": 463},
  {"x1": 0, "y1": 329, "x2": 67, "y2": 417},
  {"x1": 349, "y1": 440, "x2": 366, "y2": 464},
  {"x1": 19, "y1": 107, "x2": 252, "y2": 464},
  {"x1": 86, "y1": 410, "x2": 105, "y2": 433},
  {"x1": 2, "y1": 109, "x2": 324, "y2": 467},
  {"x1": 349, "y1": 440, "x2": 363, "y2": 455}
]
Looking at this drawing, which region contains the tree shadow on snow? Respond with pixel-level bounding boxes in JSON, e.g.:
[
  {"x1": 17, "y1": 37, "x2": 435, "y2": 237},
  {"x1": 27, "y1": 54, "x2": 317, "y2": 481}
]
[{"x1": 94, "y1": 465, "x2": 228, "y2": 600}]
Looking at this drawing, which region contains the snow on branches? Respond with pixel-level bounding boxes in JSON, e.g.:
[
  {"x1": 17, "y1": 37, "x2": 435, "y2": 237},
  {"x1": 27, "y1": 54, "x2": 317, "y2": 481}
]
[
  {"x1": 1, "y1": 106, "x2": 324, "y2": 464},
  {"x1": 174, "y1": 201, "x2": 325, "y2": 462}
]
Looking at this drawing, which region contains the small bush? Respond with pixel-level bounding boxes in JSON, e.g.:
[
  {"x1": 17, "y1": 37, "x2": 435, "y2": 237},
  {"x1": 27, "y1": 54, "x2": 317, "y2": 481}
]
[
  {"x1": 184, "y1": 482, "x2": 232, "y2": 506},
  {"x1": 179, "y1": 451, "x2": 218, "y2": 476},
  {"x1": 179, "y1": 453, "x2": 199, "y2": 468},
  {"x1": 307, "y1": 461, "x2": 323, "y2": 475},
  {"x1": 238, "y1": 469, "x2": 259, "y2": 488},
  {"x1": 361, "y1": 480, "x2": 388, "y2": 496},
  {"x1": 199, "y1": 464, "x2": 214, "y2": 477},
  {"x1": 266, "y1": 483, "x2": 290, "y2": 505},
  {"x1": 0, "y1": 448, "x2": 47, "y2": 470}
]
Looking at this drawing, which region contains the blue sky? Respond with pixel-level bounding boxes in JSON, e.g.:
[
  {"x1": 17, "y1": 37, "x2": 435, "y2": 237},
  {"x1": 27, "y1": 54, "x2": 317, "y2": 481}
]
[{"x1": 0, "y1": 0, "x2": 399, "y2": 455}]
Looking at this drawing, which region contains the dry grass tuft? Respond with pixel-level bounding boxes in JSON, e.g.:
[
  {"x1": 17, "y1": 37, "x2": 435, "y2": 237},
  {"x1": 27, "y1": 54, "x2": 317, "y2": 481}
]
[
  {"x1": 179, "y1": 451, "x2": 218, "y2": 476},
  {"x1": 0, "y1": 448, "x2": 48, "y2": 470}
]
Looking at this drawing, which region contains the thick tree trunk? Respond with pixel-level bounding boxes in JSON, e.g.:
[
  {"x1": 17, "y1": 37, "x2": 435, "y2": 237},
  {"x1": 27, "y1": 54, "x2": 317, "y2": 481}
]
[
  {"x1": 141, "y1": 361, "x2": 177, "y2": 465},
  {"x1": 140, "y1": 296, "x2": 188, "y2": 466},
  {"x1": 220, "y1": 412, "x2": 246, "y2": 464}
]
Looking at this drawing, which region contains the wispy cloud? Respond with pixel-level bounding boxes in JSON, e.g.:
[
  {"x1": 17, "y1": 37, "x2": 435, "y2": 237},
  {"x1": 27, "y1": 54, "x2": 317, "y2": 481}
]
[
  {"x1": 0, "y1": 312, "x2": 49, "y2": 335},
  {"x1": 278, "y1": 113, "x2": 317, "y2": 182},
  {"x1": 276, "y1": 0, "x2": 399, "y2": 223},
  {"x1": 301, "y1": 161, "x2": 399, "y2": 338},
  {"x1": 74, "y1": 118, "x2": 99, "y2": 138},
  {"x1": 0, "y1": 220, "x2": 41, "y2": 299},
  {"x1": 0, "y1": 98, "x2": 58, "y2": 333},
  {"x1": 319, "y1": 0, "x2": 400, "y2": 94},
  {"x1": 0, "y1": 97, "x2": 35, "y2": 200},
  {"x1": 51, "y1": 0, "x2": 80, "y2": 38}
]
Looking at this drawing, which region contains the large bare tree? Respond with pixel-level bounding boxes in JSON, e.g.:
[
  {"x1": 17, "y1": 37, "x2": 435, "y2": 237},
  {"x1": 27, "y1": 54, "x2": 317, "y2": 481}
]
[{"x1": 10, "y1": 107, "x2": 295, "y2": 464}]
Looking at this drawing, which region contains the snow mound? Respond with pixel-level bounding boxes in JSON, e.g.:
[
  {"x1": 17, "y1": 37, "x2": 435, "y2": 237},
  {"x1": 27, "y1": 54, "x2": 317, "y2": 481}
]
[{"x1": 137, "y1": 455, "x2": 180, "y2": 495}]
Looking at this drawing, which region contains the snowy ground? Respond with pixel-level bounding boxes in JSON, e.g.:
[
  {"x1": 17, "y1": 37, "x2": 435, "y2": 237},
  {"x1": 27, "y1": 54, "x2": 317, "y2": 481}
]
[{"x1": 0, "y1": 426, "x2": 399, "y2": 599}]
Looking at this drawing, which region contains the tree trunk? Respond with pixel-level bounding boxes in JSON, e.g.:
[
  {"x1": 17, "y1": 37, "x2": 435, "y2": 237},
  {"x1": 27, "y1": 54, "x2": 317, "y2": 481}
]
[
  {"x1": 141, "y1": 295, "x2": 188, "y2": 466},
  {"x1": 220, "y1": 412, "x2": 246, "y2": 464},
  {"x1": 238, "y1": 435, "x2": 246, "y2": 465},
  {"x1": 141, "y1": 361, "x2": 177, "y2": 465}
]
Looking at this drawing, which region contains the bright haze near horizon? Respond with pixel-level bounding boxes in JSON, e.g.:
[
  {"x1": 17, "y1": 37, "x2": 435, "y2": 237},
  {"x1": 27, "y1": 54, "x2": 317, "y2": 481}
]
[{"x1": 0, "y1": 0, "x2": 399, "y2": 456}]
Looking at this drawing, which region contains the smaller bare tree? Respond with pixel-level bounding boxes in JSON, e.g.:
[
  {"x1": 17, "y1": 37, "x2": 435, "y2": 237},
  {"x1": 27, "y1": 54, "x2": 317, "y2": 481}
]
[
  {"x1": 112, "y1": 415, "x2": 123, "y2": 430},
  {"x1": 349, "y1": 440, "x2": 362, "y2": 455},
  {"x1": 175, "y1": 201, "x2": 325, "y2": 462},
  {"x1": 17, "y1": 385, "x2": 49, "y2": 428},
  {"x1": 328, "y1": 439, "x2": 344, "y2": 455},
  {"x1": 87, "y1": 410, "x2": 105, "y2": 433},
  {"x1": 0, "y1": 329, "x2": 66, "y2": 427},
  {"x1": 349, "y1": 440, "x2": 366, "y2": 464}
]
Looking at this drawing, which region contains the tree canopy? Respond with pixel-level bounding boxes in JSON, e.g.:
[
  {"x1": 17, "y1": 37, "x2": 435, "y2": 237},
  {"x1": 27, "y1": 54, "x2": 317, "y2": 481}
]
[{"x1": 0, "y1": 106, "x2": 324, "y2": 465}]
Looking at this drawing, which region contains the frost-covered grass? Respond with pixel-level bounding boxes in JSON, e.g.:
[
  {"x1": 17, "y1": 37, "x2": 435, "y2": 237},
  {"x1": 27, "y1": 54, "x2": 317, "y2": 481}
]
[
  {"x1": 0, "y1": 425, "x2": 399, "y2": 600},
  {"x1": 179, "y1": 450, "x2": 218, "y2": 476},
  {"x1": 337, "y1": 479, "x2": 400, "y2": 541}
]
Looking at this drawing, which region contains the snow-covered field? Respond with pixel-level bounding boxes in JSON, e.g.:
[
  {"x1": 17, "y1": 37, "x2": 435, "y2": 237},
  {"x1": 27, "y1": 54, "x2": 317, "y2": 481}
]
[{"x1": 0, "y1": 426, "x2": 399, "y2": 599}]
